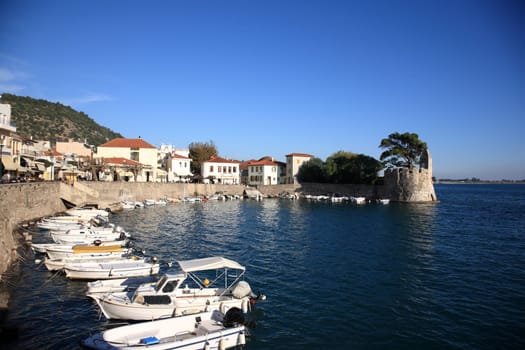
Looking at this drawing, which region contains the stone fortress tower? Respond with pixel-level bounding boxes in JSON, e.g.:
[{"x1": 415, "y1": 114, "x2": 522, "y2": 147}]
[{"x1": 383, "y1": 149, "x2": 438, "y2": 202}]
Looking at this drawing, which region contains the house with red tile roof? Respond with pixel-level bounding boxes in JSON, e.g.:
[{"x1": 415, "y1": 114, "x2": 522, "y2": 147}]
[
  {"x1": 285, "y1": 152, "x2": 313, "y2": 184},
  {"x1": 95, "y1": 137, "x2": 160, "y2": 182},
  {"x1": 247, "y1": 156, "x2": 286, "y2": 185},
  {"x1": 201, "y1": 155, "x2": 240, "y2": 184}
]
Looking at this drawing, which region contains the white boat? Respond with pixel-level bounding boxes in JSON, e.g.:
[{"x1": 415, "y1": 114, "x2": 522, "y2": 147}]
[
  {"x1": 45, "y1": 242, "x2": 130, "y2": 260},
  {"x1": 182, "y1": 196, "x2": 202, "y2": 202},
  {"x1": 88, "y1": 256, "x2": 265, "y2": 321},
  {"x1": 51, "y1": 227, "x2": 128, "y2": 245},
  {"x1": 31, "y1": 242, "x2": 57, "y2": 254},
  {"x1": 351, "y1": 196, "x2": 367, "y2": 204},
  {"x1": 37, "y1": 214, "x2": 109, "y2": 231},
  {"x1": 37, "y1": 219, "x2": 86, "y2": 231},
  {"x1": 144, "y1": 199, "x2": 156, "y2": 206},
  {"x1": 44, "y1": 255, "x2": 131, "y2": 271},
  {"x1": 66, "y1": 207, "x2": 110, "y2": 218},
  {"x1": 63, "y1": 257, "x2": 160, "y2": 280},
  {"x1": 330, "y1": 193, "x2": 349, "y2": 202},
  {"x1": 120, "y1": 201, "x2": 140, "y2": 210},
  {"x1": 81, "y1": 308, "x2": 246, "y2": 350}
]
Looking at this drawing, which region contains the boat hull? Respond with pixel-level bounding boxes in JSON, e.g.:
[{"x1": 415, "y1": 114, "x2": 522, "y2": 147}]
[
  {"x1": 64, "y1": 262, "x2": 160, "y2": 280},
  {"x1": 94, "y1": 294, "x2": 248, "y2": 321}
]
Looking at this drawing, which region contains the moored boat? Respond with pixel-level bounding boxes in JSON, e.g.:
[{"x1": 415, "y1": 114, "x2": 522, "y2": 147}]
[
  {"x1": 45, "y1": 242, "x2": 130, "y2": 260},
  {"x1": 44, "y1": 254, "x2": 131, "y2": 272},
  {"x1": 88, "y1": 256, "x2": 265, "y2": 321},
  {"x1": 63, "y1": 257, "x2": 160, "y2": 280},
  {"x1": 81, "y1": 308, "x2": 247, "y2": 350}
]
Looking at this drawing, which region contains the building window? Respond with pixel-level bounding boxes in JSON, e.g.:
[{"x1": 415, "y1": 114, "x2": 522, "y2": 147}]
[
  {"x1": 218, "y1": 166, "x2": 222, "y2": 173},
  {"x1": 233, "y1": 167, "x2": 237, "y2": 173},
  {"x1": 210, "y1": 165, "x2": 214, "y2": 172},
  {"x1": 130, "y1": 148, "x2": 139, "y2": 161}
]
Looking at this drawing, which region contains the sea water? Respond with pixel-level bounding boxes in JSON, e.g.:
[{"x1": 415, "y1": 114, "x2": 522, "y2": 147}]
[{"x1": 2, "y1": 184, "x2": 525, "y2": 349}]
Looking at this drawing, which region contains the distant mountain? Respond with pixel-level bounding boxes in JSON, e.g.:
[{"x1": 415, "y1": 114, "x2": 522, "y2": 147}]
[{"x1": 0, "y1": 93, "x2": 122, "y2": 146}]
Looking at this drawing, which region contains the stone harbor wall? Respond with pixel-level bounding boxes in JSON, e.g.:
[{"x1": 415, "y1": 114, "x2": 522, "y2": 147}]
[{"x1": 0, "y1": 182, "x2": 65, "y2": 280}]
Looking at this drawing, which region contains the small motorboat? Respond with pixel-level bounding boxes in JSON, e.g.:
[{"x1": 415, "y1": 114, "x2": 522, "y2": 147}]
[
  {"x1": 63, "y1": 256, "x2": 159, "y2": 280},
  {"x1": 81, "y1": 308, "x2": 247, "y2": 350},
  {"x1": 45, "y1": 243, "x2": 130, "y2": 260},
  {"x1": 44, "y1": 254, "x2": 131, "y2": 272}
]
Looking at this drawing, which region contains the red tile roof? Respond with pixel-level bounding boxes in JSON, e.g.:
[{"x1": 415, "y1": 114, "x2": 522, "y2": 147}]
[
  {"x1": 206, "y1": 156, "x2": 240, "y2": 164},
  {"x1": 248, "y1": 158, "x2": 285, "y2": 166},
  {"x1": 44, "y1": 150, "x2": 62, "y2": 157},
  {"x1": 99, "y1": 138, "x2": 156, "y2": 149},
  {"x1": 171, "y1": 153, "x2": 190, "y2": 159},
  {"x1": 102, "y1": 157, "x2": 143, "y2": 166}
]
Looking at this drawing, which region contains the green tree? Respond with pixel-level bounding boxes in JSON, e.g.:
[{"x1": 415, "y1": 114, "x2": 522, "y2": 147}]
[
  {"x1": 379, "y1": 132, "x2": 427, "y2": 169},
  {"x1": 324, "y1": 151, "x2": 382, "y2": 184},
  {"x1": 188, "y1": 141, "x2": 218, "y2": 176},
  {"x1": 324, "y1": 151, "x2": 357, "y2": 183},
  {"x1": 297, "y1": 157, "x2": 325, "y2": 183}
]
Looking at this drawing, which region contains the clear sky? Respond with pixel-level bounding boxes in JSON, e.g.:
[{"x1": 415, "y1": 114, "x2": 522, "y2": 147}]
[{"x1": 1, "y1": 0, "x2": 524, "y2": 180}]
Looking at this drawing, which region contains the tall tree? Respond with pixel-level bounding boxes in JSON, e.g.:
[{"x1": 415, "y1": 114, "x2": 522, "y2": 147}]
[
  {"x1": 297, "y1": 157, "x2": 325, "y2": 183},
  {"x1": 379, "y1": 132, "x2": 427, "y2": 169},
  {"x1": 324, "y1": 151, "x2": 357, "y2": 183},
  {"x1": 188, "y1": 141, "x2": 218, "y2": 176}
]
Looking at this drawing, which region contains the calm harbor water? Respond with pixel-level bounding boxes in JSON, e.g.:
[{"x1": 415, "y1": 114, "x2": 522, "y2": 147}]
[{"x1": 3, "y1": 184, "x2": 525, "y2": 349}]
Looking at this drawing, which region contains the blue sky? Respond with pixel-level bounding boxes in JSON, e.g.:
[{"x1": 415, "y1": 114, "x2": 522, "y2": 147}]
[{"x1": 1, "y1": 0, "x2": 524, "y2": 180}]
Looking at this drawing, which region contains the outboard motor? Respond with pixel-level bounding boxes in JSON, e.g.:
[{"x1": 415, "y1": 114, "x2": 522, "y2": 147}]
[
  {"x1": 223, "y1": 307, "x2": 245, "y2": 328},
  {"x1": 231, "y1": 281, "x2": 253, "y2": 299}
]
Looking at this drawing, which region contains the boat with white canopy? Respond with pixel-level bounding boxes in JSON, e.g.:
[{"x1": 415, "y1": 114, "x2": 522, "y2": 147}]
[{"x1": 87, "y1": 256, "x2": 265, "y2": 320}]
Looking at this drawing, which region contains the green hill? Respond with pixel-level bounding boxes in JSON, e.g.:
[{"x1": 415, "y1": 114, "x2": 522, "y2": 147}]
[{"x1": 0, "y1": 93, "x2": 122, "y2": 146}]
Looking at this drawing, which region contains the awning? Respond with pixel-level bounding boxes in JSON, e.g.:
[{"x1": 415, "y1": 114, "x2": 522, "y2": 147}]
[
  {"x1": 1, "y1": 156, "x2": 25, "y2": 171},
  {"x1": 177, "y1": 256, "x2": 245, "y2": 273}
]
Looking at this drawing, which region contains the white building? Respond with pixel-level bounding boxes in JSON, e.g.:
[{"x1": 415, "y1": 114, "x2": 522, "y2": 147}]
[
  {"x1": 167, "y1": 152, "x2": 193, "y2": 182},
  {"x1": 247, "y1": 156, "x2": 286, "y2": 185},
  {"x1": 201, "y1": 156, "x2": 240, "y2": 184},
  {"x1": 96, "y1": 138, "x2": 158, "y2": 182},
  {"x1": 0, "y1": 100, "x2": 16, "y2": 157},
  {"x1": 285, "y1": 152, "x2": 313, "y2": 184}
]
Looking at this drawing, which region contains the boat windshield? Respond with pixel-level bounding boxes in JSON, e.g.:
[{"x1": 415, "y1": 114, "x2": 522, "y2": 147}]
[
  {"x1": 162, "y1": 280, "x2": 179, "y2": 293},
  {"x1": 155, "y1": 275, "x2": 168, "y2": 291}
]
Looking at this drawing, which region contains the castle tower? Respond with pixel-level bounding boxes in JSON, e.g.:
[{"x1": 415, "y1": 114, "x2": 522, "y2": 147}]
[{"x1": 383, "y1": 149, "x2": 438, "y2": 202}]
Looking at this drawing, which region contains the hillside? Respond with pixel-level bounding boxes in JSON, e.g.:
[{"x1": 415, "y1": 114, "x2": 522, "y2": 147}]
[{"x1": 0, "y1": 93, "x2": 122, "y2": 146}]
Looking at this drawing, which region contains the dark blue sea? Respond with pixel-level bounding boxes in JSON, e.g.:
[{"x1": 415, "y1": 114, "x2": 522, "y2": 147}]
[{"x1": 3, "y1": 184, "x2": 525, "y2": 350}]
